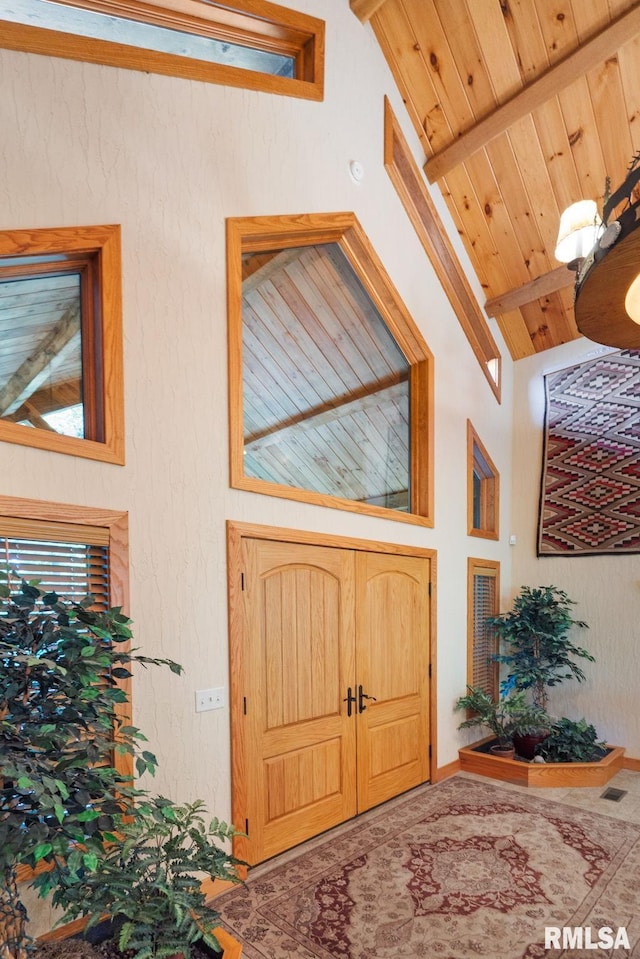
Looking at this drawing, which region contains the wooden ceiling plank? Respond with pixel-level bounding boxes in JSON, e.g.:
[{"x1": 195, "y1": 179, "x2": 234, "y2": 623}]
[
  {"x1": 485, "y1": 266, "x2": 574, "y2": 316},
  {"x1": 463, "y1": 0, "x2": 523, "y2": 105},
  {"x1": 500, "y1": 0, "x2": 550, "y2": 83},
  {"x1": 424, "y1": 2, "x2": 640, "y2": 182},
  {"x1": 507, "y1": 114, "x2": 562, "y2": 259},
  {"x1": 350, "y1": 0, "x2": 389, "y2": 24},
  {"x1": 0, "y1": 304, "x2": 80, "y2": 416},
  {"x1": 449, "y1": 152, "x2": 525, "y2": 290},
  {"x1": 430, "y1": 0, "x2": 497, "y2": 119},
  {"x1": 536, "y1": 288, "x2": 579, "y2": 348},
  {"x1": 616, "y1": 34, "x2": 640, "y2": 155},
  {"x1": 557, "y1": 75, "x2": 609, "y2": 206},
  {"x1": 519, "y1": 300, "x2": 559, "y2": 352},
  {"x1": 370, "y1": 1, "x2": 440, "y2": 156},
  {"x1": 495, "y1": 308, "x2": 536, "y2": 360},
  {"x1": 532, "y1": 99, "x2": 583, "y2": 212},
  {"x1": 586, "y1": 56, "x2": 634, "y2": 188},
  {"x1": 484, "y1": 136, "x2": 550, "y2": 281},
  {"x1": 396, "y1": 0, "x2": 475, "y2": 153},
  {"x1": 534, "y1": 0, "x2": 580, "y2": 65}
]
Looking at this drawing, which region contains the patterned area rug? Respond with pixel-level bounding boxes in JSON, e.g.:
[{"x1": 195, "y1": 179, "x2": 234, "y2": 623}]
[
  {"x1": 538, "y1": 349, "x2": 640, "y2": 555},
  {"x1": 215, "y1": 776, "x2": 640, "y2": 958}
]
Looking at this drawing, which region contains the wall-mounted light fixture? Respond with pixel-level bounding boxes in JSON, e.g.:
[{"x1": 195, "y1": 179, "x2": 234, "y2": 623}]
[{"x1": 555, "y1": 155, "x2": 640, "y2": 348}]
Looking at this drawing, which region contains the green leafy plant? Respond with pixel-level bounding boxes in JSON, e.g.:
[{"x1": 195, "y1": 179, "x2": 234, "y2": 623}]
[
  {"x1": 455, "y1": 687, "x2": 550, "y2": 747},
  {"x1": 490, "y1": 585, "x2": 593, "y2": 710},
  {"x1": 49, "y1": 797, "x2": 245, "y2": 959},
  {"x1": 536, "y1": 717, "x2": 607, "y2": 764},
  {"x1": 0, "y1": 573, "x2": 181, "y2": 959}
]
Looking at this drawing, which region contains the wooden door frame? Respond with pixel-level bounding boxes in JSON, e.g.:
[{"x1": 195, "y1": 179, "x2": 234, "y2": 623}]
[{"x1": 227, "y1": 519, "x2": 438, "y2": 853}]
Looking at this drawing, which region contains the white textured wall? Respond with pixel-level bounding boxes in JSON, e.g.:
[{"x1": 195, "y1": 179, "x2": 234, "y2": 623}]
[
  {"x1": 2, "y1": 2, "x2": 514, "y2": 933},
  {"x1": 511, "y1": 339, "x2": 640, "y2": 756}
]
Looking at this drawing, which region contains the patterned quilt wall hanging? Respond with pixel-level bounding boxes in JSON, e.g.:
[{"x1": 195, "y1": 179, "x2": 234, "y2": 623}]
[{"x1": 538, "y1": 349, "x2": 640, "y2": 556}]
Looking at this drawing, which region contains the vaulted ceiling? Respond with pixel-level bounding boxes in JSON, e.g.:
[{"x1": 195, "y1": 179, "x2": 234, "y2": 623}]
[{"x1": 352, "y1": 0, "x2": 640, "y2": 359}]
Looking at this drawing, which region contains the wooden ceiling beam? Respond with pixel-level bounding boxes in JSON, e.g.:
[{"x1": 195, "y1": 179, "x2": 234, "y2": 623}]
[
  {"x1": 245, "y1": 375, "x2": 408, "y2": 451},
  {"x1": 424, "y1": 3, "x2": 640, "y2": 183},
  {"x1": 484, "y1": 265, "x2": 574, "y2": 317},
  {"x1": 350, "y1": 0, "x2": 389, "y2": 24},
  {"x1": 0, "y1": 304, "x2": 80, "y2": 415}
]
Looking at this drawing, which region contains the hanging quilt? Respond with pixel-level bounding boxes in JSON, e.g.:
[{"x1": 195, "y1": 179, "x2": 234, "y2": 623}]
[{"x1": 538, "y1": 349, "x2": 640, "y2": 555}]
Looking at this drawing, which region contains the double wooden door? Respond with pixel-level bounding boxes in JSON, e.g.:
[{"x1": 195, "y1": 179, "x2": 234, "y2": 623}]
[{"x1": 232, "y1": 537, "x2": 431, "y2": 865}]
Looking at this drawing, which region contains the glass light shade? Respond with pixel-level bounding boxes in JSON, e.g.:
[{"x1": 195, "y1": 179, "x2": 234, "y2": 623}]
[
  {"x1": 554, "y1": 200, "x2": 603, "y2": 263},
  {"x1": 624, "y1": 272, "x2": 640, "y2": 324}
]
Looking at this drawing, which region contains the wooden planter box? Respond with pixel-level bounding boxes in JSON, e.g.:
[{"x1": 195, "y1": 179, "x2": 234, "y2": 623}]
[{"x1": 459, "y1": 736, "x2": 625, "y2": 787}]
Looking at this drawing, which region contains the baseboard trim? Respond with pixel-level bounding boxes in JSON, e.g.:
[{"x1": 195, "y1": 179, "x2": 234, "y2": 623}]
[
  {"x1": 432, "y1": 758, "x2": 461, "y2": 782},
  {"x1": 622, "y1": 756, "x2": 640, "y2": 771}
]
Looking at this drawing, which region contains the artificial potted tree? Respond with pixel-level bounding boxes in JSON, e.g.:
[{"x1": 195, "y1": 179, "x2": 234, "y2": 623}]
[
  {"x1": 489, "y1": 585, "x2": 594, "y2": 758},
  {"x1": 455, "y1": 687, "x2": 550, "y2": 759},
  {"x1": 0, "y1": 573, "x2": 243, "y2": 959}
]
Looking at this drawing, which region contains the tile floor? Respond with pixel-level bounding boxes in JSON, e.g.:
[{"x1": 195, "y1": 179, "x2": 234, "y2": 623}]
[{"x1": 457, "y1": 767, "x2": 640, "y2": 822}]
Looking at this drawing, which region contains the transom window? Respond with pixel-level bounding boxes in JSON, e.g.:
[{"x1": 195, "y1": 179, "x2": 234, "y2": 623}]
[
  {"x1": 227, "y1": 214, "x2": 434, "y2": 526},
  {"x1": 0, "y1": 225, "x2": 124, "y2": 463},
  {"x1": 0, "y1": 0, "x2": 324, "y2": 100}
]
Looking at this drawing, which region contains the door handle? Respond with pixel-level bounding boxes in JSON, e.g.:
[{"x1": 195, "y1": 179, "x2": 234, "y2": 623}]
[
  {"x1": 358, "y1": 684, "x2": 377, "y2": 713},
  {"x1": 343, "y1": 686, "x2": 356, "y2": 717}
]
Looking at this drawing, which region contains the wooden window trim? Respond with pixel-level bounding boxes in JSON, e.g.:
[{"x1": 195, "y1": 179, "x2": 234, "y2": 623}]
[
  {"x1": 227, "y1": 212, "x2": 435, "y2": 527},
  {"x1": 0, "y1": 225, "x2": 124, "y2": 464},
  {"x1": 467, "y1": 420, "x2": 499, "y2": 540},
  {"x1": 383, "y1": 97, "x2": 502, "y2": 402},
  {"x1": 0, "y1": 0, "x2": 325, "y2": 100},
  {"x1": 0, "y1": 495, "x2": 129, "y2": 885},
  {"x1": 466, "y1": 557, "x2": 499, "y2": 699}
]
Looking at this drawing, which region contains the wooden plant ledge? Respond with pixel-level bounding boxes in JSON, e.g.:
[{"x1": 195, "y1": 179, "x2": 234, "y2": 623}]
[{"x1": 459, "y1": 736, "x2": 625, "y2": 787}]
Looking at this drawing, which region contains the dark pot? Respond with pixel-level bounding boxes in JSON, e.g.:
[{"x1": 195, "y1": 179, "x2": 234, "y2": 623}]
[{"x1": 513, "y1": 730, "x2": 550, "y2": 760}]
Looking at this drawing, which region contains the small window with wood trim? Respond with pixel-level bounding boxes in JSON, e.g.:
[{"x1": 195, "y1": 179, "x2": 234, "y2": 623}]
[
  {"x1": 227, "y1": 213, "x2": 434, "y2": 526},
  {"x1": 467, "y1": 420, "x2": 499, "y2": 539},
  {"x1": 0, "y1": 1, "x2": 324, "y2": 100},
  {"x1": 0, "y1": 495, "x2": 130, "y2": 885},
  {"x1": 467, "y1": 557, "x2": 499, "y2": 700},
  {"x1": 0, "y1": 225, "x2": 124, "y2": 463}
]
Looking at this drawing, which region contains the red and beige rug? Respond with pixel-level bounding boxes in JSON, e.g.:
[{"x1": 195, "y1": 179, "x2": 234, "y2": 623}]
[{"x1": 215, "y1": 776, "x2": 640, "y2": 958}]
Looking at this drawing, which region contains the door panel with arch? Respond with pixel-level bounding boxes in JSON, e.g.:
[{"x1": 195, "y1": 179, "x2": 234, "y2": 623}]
[
  {"x1": 355, "y1": 551, "x2": 430, "y2": 812},
  {"x1": 232, "y1": 533, "x2": 431, "y2": 865}
]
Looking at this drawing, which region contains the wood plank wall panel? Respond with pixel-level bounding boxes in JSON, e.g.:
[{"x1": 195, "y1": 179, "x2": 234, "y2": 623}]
[{"x1": 369, "y1": 0, "x2": 640, "y2": 357}]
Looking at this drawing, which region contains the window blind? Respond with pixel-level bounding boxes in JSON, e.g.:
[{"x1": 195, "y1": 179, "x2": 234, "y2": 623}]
[
  {"x1": 0, "y1": 517, "x2": 110, "y2": 608},
  {"x1": 472, "y1": 570, "x2": 498, "y2": 698}
]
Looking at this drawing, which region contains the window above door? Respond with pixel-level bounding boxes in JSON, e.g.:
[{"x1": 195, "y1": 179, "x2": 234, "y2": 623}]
[{"x1": 227, "y1": 213, "x2": 434, "y2": 526}]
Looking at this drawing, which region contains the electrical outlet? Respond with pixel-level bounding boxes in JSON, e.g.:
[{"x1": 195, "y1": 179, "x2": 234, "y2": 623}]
[{"x1": 195, "y1": 687, "x2": 226, "y2": 712}]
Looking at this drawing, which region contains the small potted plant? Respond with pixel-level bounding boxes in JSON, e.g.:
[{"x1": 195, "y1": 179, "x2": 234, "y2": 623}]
[
  {"x1": 455, "y1": 687, "x2": 549, "y2": 760},
  {"x1": 48, "y1": 796, "x2": 245, "y2": 959}
]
